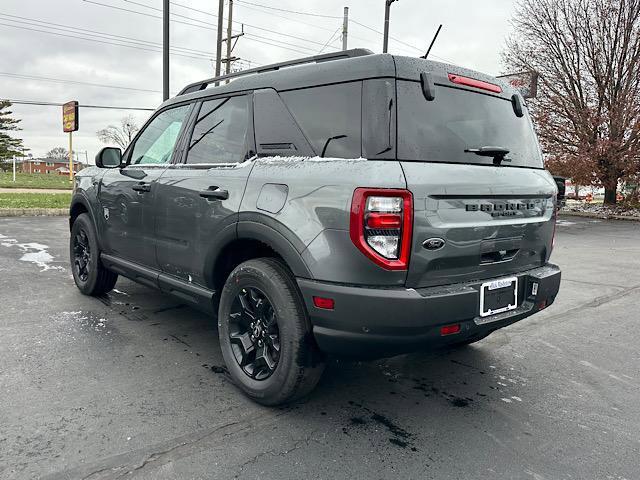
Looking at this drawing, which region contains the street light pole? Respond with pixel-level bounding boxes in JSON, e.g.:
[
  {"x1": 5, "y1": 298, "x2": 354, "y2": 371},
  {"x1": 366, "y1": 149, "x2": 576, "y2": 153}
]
[
  {"x1": 163, "y1": 0, "x2": 169, "y2": 101},
  {"x1": 383, "y1": 0, "x2": 398, "y2": 53}
]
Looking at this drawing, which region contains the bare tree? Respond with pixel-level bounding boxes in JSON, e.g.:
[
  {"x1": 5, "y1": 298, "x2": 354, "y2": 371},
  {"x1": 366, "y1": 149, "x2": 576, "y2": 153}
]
[
  {"x1": 504, "y1": 0, "x2": 640, "y2": 204},
  {"x1": 46, "y1": 147, "x2": 68, "y2": 160},
  {"x1": 97, "y1": 115, "x2": 140, "y2": 150}
]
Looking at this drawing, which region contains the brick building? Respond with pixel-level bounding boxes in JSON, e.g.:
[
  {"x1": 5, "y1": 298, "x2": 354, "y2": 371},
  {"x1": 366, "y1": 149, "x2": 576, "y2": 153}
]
[{"x1": 21, "y1": 158, "x2": 84, "y2": 175}]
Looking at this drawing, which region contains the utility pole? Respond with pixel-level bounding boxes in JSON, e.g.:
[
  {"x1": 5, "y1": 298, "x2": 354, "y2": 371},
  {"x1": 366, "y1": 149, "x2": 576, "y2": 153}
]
[
  {"x1": 225, "y1": 0, "x2": 234, "y2": 76},
  {"x1": 383, "y1": 0, "x2": 398, "y2": 53},
  {"x1": 163, "y1": 0, "x2": 169, "y2": 101},
  {"x1": 215, "y1": 0, "x2": 224, "y2": 85},
  {"x1": 221, "y1": 1, "x2": 244, "y2": 83},
  {"x1": 342, "y1": 7, "x2": 349, "y2": 51}
]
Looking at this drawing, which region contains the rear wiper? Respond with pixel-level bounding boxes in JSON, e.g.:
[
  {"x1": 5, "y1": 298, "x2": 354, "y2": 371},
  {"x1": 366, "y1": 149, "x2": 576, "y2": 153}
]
[{"x1": 464, "y1": 146, "x2": 511, "y2": 165}]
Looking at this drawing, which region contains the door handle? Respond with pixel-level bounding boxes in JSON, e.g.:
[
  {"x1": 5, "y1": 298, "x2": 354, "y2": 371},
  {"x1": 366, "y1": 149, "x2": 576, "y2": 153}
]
[
  {"x1": 199, "y1": 186, "x2": 229, "y2": 200},
  {"x1": 132, "y1": 182, "x2": 151, "y2": 193}
]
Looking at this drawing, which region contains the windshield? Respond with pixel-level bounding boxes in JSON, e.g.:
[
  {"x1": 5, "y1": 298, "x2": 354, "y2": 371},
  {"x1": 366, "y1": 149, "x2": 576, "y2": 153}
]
[{"x1": 397, "y1": 80, "x2": 543, "y2": 168}]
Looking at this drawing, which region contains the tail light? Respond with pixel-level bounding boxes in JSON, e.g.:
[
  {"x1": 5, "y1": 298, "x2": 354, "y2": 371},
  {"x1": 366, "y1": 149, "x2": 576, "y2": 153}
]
[{"x1": 350, "y1": 188, "x2": 413, "y2": 270}]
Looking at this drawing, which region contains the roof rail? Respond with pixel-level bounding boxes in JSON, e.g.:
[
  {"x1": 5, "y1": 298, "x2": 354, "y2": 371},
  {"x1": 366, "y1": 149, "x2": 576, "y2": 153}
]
[{"x1": 177, "y1": 48, "x2": 374, "y2": 96}]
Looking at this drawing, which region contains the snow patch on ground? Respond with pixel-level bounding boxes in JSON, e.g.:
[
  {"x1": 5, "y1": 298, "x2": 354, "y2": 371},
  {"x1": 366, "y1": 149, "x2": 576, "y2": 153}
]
[
  {"x1": 562, "y1": 202, "x2": 640, "y2": 219},
  {"x1": 0, "y1": 234, "x2": 64, "y2": 271}
]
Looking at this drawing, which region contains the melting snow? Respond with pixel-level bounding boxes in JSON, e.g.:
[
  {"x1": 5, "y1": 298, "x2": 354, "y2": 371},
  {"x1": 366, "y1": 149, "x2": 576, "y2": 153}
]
[
  {"x1": 0, "y1": 234, "x2": 64, "y2": 271},
  {"x1": 257, "y1": 156, "x2": 367, "y2": 164}
]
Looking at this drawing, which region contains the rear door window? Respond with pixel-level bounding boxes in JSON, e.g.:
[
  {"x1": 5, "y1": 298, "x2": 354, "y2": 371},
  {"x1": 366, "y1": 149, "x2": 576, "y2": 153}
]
[
  {"x1": 397, "y1": 80, "x2": 543, "y2": 168},
  {"x1": 186, "y1": 95, "x2": 250, "y2": 164},
  {"x1": 280, "y1": 82, "x2": 362, "y2": 158}
]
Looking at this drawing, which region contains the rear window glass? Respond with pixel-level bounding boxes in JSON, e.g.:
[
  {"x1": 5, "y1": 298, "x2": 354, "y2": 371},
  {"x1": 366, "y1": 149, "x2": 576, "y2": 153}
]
[
  {"x1": 280, "y1": 82, "x2": 362, "y2": 158},
  {"x1": 397, "y1": 81, "x2": 543, "y2": 168}
]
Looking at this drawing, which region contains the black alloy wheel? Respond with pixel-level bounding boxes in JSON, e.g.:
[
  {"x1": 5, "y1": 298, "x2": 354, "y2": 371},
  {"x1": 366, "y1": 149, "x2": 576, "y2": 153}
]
[
  {"x1": 69, "y1": 213, "x2": 118, "y2": 296},
  {"x1": 73, "y1": 229, "x2": 91, "y2": 282},
  {"x1": 228, "y1": 287, "x2": 281, "y2": 380}
]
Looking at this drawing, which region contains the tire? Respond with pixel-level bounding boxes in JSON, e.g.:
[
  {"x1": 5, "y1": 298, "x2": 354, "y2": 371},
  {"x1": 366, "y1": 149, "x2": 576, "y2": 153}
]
[
  {"x1": 70, "y1": 213, "x2": 118, "y2": 296},
  {"x1": 218, "y1": 258, "x2": 325, "y2": 406}
]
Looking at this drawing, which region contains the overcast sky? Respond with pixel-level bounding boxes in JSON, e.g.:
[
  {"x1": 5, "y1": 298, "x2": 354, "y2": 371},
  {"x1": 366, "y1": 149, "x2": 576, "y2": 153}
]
[{"x1": 0, "y1": 0, "x2": 518, "y2": 161}]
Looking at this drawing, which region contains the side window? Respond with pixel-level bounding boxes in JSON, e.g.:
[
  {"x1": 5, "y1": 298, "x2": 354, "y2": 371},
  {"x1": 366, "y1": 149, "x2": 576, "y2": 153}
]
[
  {"x1": 186, "y1": 96, "x2": 249, "y2": 164},
  {"x1": 130, "y1": 105, "x2": 190, "y2": 165},
  {"x1": 279, "y1": 82, "x2": 362, "y2": 158}
]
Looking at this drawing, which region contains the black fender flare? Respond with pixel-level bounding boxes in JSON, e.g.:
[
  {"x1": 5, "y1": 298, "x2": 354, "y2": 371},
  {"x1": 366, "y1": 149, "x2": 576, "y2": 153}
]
[
  {"x1": 204, "y1": 214, "x2": 313, "y2": 288},
  {"x1": 237, "y1": 220, "x2": 312, "y2": 279},
  {"x1": 70, "y1": 193, "x2": 107, "y2": 253}
]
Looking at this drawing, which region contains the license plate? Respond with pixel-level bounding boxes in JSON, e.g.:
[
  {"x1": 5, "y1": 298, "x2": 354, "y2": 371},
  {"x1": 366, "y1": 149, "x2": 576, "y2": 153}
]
[{"x1": 479, "y1": 277, "x2": 518, "y2": 317}]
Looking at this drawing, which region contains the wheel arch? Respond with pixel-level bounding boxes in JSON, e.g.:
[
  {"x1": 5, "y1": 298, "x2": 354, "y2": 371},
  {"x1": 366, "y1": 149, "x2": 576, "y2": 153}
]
[
  {"x1": 207, "y1": 220, "x2": 313, "y2": 296},
  {"x1": 69, "y1": 194, "x2": 98, "y2": 232}
]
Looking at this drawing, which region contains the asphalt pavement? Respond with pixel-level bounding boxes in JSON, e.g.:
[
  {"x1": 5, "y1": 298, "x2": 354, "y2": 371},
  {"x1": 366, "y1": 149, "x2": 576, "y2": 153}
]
[{"x1": 0, "y1": 215, "x2": 638, "y2": 480}]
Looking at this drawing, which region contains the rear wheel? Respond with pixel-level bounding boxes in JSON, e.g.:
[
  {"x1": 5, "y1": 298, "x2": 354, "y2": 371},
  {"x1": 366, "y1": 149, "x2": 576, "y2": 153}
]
[
  {"x1": 218, "y1": 258, "x2": 325, "y2": 406},
  {"x1": 70, "y1": 213, "x2": 118, "y2": 296}
]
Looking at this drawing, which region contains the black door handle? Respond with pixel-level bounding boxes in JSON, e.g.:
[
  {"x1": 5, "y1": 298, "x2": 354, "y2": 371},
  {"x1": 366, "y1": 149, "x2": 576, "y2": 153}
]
[
  {"x1": 132, "y1": 182, "x2": 151, "y2": 193},
  {"x1": 199, "y1": 187, "x2": 229, "y2": 200}
]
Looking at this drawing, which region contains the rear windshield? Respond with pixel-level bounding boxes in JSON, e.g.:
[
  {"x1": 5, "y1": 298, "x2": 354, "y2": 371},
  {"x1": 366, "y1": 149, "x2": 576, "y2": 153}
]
[{"x1": 397, "y1": 80, "x2": 543, "y2": 168}]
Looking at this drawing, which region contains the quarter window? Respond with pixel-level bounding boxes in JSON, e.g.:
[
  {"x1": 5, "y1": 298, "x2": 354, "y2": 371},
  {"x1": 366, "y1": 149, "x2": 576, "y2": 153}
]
[
  {"x1": 130, "y1": 105, "x2": 190, "y2": 165},
  {"x1": 280, "y1": 82, "x2": 362, "y2": 158},
  {"x1": 186, "y1": 96, "x2": 250, "y2": 164}
]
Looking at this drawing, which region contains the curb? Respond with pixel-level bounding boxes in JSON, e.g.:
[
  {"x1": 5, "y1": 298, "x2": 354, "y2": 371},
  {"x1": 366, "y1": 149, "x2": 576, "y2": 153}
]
[
  {"x1": 0, "y1": 208, "x2": 68, "y2": 217},
  {"x1": 560, "y1": 211, "x2": 640, "y2": 222}
]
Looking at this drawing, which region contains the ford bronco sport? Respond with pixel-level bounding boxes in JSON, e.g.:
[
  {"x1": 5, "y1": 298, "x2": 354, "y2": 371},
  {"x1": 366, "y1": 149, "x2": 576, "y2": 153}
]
[{"x1": 70, "y1": 49, "x2": 561, "y2": 405}]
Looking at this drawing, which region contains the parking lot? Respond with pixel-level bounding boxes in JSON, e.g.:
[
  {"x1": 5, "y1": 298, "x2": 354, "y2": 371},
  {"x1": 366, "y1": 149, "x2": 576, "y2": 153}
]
[{"x1": 1, "y1": 215, "x2": 638, "y2": 480}]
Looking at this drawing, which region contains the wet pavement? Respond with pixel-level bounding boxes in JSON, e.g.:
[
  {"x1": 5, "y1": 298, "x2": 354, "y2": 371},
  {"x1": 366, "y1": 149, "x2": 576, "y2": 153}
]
[{"x1": 1, "y1": 215, "x2": 639, "y2": 479}]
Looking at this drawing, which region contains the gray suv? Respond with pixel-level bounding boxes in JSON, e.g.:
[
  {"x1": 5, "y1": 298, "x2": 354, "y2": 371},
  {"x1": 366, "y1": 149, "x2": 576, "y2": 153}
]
[{"x1": 70, "y1": 49, "x2": 561, "y2": 405}]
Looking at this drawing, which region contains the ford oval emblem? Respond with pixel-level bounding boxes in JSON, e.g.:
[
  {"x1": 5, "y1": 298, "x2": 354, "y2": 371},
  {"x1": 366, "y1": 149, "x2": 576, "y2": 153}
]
[{"x1": 423, "y1": 238, "x2": 445, "y2": 251}]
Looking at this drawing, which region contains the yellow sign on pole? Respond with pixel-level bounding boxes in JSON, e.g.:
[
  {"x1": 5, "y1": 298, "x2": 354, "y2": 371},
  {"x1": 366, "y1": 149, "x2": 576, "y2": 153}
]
[{"x1": 62, "y1": 101, "x2": 79, "y2": 180}]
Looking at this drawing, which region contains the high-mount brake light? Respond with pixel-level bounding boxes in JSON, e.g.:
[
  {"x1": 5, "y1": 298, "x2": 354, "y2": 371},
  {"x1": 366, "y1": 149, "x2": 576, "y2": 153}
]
[
  {"x1": 350, "y1": 188, "x2": 413, "y2": 270},
  {"x1": 448, "y1": 73, "x2": 502, "y2": 94}
]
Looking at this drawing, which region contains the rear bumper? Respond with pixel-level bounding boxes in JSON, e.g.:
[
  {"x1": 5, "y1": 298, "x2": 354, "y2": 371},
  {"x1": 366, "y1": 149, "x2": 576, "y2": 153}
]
[{"x1": 297, "y1": 264, "x2": 561, "y2": 358}]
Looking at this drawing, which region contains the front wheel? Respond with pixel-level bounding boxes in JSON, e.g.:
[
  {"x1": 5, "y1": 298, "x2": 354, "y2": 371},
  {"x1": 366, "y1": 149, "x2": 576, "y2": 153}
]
[
  {"x1": 70, "y1": 213, "x2": 118, "y2": 296},
  {"x1": 218, "y1": 258, "x2": 325, "y2": 406}
]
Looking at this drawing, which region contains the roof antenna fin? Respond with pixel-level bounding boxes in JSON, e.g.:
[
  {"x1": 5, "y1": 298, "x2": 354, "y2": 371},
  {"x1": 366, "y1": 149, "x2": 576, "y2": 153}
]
[{"x1": 421, "y1": 24, "x2": 442, "y2": 59}]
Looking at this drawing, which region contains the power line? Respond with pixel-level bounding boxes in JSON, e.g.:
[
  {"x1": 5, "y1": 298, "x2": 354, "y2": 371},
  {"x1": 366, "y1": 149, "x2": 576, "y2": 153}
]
[
  {"x1": 233, "y1": 2, "x2": 338, "y2": 34},
  {"x1": 0, "y1": 72, "x2": 162, "y2": 94},
  {"x1": 124, "y1": 0, "x2": 340, "y2": 50},
  {"x1": 234, "y1": 0, "x2": 342, "y2": 19},
  {"x1": 5, "y1": 99, "x2": 155, "y2": 111},
  {"x1": 348, "y1": 18, "x2": 456, "y2": 64},
  {"x1": 243, "y1": 35, "x2": 315, "y2": 56},
  {"x1": 317, "y1": 25, "x2": 342, "y2": 54},
  {"x1": 0, "y1": 12, "x2": 217, "y2": 57},
  {"x1": 0, "y1": 21, "x2": 215, "y2": 60},
  {"x1": 83, "y1": 0, "x2": 329, "y2": 56}
]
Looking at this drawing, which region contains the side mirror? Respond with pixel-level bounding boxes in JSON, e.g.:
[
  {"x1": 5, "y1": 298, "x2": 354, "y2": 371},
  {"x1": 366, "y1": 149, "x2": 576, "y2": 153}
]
[{"x1": 95, "y1": 147, "x2": 122, "y2": 168}]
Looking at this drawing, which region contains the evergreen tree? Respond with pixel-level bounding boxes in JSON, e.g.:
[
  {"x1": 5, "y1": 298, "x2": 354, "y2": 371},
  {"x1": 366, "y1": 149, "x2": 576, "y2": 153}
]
[{"x1": 0, "y1": 101, "x2": 24, "y2": 166}]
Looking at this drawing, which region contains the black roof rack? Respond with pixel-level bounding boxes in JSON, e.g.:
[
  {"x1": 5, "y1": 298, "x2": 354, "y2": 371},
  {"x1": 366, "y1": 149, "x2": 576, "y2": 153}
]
[{"x1": 177, "y1": 48, "x2": 373, "y2": 96}]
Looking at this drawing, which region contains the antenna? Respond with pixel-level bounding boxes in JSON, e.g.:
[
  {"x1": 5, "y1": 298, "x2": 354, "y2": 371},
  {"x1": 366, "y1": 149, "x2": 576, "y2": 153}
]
[{"x1": 422, "y1": 24, "x2": 443, "y2": 59}]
